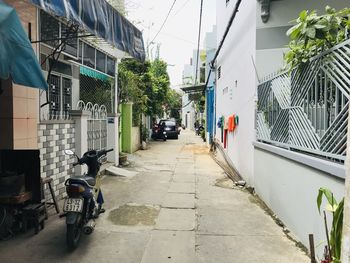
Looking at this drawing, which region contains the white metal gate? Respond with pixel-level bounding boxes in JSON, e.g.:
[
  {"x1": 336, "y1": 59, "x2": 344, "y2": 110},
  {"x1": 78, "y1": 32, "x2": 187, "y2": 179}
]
[{"x1": 77, "y1": 101, "x2": 107, "y2": 151}]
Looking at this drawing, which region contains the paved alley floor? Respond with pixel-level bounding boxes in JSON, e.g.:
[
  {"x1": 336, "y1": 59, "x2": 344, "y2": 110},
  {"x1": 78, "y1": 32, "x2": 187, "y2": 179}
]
[{"x1": 0, "y1": 130, "x2": 309, "y2": 263}]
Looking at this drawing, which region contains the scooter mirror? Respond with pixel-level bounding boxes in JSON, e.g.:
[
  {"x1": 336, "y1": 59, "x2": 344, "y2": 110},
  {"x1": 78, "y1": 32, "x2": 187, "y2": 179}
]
[{"x1": 64, "y1": 149, "x2": 75, "y2": 156}]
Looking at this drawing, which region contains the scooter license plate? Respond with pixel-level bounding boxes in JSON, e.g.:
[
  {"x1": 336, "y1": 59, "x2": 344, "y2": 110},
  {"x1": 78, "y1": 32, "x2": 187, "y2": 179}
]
[{"x1": 63, "y1": 198, "x2": 84, "y2": 213}]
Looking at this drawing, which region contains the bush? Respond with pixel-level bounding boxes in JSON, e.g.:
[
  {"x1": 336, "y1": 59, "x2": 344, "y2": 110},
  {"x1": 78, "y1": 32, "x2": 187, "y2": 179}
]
[
  {"x1": 285, "y1": 6, "x2": 350, "y2": 70},
  {"x1": 141, "y1": 125, "x2": 150, "y2": 142},
  {"x1": 200, "y1": 129, "x2": 206, "y2": 142}
]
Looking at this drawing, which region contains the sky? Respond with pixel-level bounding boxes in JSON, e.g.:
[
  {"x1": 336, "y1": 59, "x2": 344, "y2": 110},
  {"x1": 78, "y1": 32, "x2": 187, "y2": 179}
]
[{"x1": 126, "y1": 0, "x2": 217, "y2": 88}]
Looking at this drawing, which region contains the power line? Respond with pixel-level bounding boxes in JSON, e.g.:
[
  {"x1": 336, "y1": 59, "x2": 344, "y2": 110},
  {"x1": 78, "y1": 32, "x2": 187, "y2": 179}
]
[
  {"x1": 181, "y1": 0, "x2": 203, "y2": 111},
  {"x1": 149, "y1": 0, "x2": 177, "y2": 46},
  {"x1": 172, "y1": 0, "x2": 192, "y2": 17},
  {"x1": 194, "y1": 0, "x2": 204, "y2": 86}
]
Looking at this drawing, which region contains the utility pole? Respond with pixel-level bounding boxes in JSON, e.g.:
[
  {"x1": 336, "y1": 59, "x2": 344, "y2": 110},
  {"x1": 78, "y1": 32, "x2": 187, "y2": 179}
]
[{"x1": 341, "y1": 107, "x2": 350, "y2": 263}]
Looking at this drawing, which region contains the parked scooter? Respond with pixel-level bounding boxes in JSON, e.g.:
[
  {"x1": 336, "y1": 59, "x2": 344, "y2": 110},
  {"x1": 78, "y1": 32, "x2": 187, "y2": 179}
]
[
  {"x1": 195, "y1": 125, "x2": 204, "y2": 136},
  {"x1": 63, "y1": 148, "x2": 113, "y2": 249},
  {"x1": 151, "y1": 123, "x2": 167, "y2": 141}
]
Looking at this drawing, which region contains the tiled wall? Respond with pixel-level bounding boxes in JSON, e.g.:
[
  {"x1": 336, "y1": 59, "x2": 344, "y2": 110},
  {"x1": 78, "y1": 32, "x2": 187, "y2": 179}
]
[
  {"x1": 2, "y1": 0, "x2": 40, "y2": 150},
  {"x1": 38, "y1": 122, "x2": 75, "y2": 200}
]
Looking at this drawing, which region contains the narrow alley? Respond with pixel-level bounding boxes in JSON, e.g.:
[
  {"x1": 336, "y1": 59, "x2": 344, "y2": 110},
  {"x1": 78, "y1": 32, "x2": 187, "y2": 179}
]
[{"x1": 0, "y1": 130, "x2": 309, "y2": 263}]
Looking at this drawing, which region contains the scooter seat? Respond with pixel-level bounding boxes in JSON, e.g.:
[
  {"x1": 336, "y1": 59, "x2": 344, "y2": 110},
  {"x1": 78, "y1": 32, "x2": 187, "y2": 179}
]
[{"x1": 68, "y1": 176, "x2": 96, "y2": 187}]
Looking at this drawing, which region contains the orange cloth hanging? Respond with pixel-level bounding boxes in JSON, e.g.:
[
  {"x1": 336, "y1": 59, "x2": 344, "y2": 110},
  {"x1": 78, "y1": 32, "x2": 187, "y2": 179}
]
[{"x1": 228, "y1": 115, "x2": 236, "y2": 132}]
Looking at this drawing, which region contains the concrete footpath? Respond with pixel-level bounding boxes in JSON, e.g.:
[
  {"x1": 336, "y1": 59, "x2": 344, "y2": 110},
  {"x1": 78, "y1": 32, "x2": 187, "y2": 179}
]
[{"x1": 0, "y1": 130, "x2": 309, "y2": 263}]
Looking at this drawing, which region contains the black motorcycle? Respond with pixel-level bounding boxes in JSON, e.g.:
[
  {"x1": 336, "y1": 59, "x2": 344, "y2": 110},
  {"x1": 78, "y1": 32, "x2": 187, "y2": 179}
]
[{"x1": 63, "y1": 148, "x2": 113, "y2": 249}]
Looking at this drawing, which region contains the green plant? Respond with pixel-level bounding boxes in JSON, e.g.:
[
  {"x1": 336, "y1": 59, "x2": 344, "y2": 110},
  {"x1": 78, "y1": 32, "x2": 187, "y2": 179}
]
[
  {"x1": 317, "y1": 187, "x2": 344, "y2": 263},
  {"x1": 200, "y1": 129, "x2": 206, "y2": 142},
  {"x1": 118, "y1": 58, "x2": 173, "y2": 122},
  {"x1": 141, "y1": 125, "x2": 150, "y2": 142},
  {"x1": 285, "y1": 6, "x2": 350, "y2": 70}
]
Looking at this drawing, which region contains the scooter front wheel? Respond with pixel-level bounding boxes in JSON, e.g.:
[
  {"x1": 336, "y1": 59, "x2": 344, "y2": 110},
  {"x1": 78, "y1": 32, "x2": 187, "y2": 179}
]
[{"x1": 67, "y1": 221, "x2": 82, "y2": 250}]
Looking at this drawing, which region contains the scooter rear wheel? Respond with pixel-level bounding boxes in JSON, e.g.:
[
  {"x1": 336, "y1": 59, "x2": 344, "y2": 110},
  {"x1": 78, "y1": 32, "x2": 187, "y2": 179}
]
[{"x1": 67, "y1": 221, "x2": 82, "y2": 250}]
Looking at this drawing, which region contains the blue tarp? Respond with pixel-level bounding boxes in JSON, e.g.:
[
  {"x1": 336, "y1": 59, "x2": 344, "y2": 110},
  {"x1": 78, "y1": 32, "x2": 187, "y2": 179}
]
[
  {"x1": 30, "y1": 0, "x2": 145, "y2": 61},
  {"x1": 0, "y1": 1, "x2": 48, "y2": 89}
]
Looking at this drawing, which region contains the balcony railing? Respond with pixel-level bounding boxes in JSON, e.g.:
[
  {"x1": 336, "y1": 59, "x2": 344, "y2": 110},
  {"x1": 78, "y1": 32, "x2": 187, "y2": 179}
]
[{"x1": 256, "y1": 39, "x2": 350, "y2": 163}]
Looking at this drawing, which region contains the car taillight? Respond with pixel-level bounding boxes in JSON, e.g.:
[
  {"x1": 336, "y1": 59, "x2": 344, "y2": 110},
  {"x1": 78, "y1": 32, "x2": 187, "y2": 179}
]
[{"x1": 66, "y1": 185, "x2": 85, "y2": 193}]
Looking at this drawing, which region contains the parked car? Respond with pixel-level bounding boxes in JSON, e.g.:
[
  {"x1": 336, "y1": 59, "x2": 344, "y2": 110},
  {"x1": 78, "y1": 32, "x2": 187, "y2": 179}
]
[{"x1": 152, "y1": 120, "x2": 179, "y2": 140}]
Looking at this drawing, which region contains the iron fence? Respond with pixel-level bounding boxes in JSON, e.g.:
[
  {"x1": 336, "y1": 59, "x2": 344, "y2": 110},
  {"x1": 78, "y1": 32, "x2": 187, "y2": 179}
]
[
  {"x1": 256, "y1": 39, "x2": 350, "y2": 163},
  {"x1": 77, "y1": 101, "x2": 107, "y2": 151}
]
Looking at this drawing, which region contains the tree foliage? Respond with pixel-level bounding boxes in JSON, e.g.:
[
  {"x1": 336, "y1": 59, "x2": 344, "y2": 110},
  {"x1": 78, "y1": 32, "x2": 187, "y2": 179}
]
[
  {"x1": 118, "y1": 59, "x2": 149, "y2": 125},
  {"x1": 118, "y1": 58, "x2": 181, "y2": 125},
  {"x1": 285, "y1": 6, "x2": 350, "y2": 70},
  {"x1": 166, "y1": 88, "x2": 182, "y2": 121}
]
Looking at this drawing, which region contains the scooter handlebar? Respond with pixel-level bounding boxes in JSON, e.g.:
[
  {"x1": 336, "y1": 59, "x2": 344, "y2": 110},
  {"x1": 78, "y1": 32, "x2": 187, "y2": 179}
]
[{"x1": 97, "y1": 148, "x2": 114, "y2": 157}]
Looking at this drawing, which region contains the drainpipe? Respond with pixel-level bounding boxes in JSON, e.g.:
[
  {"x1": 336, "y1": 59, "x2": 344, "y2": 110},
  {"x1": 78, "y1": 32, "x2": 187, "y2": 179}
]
[{"x1": 210, "y1": 0, "x2": 242, "y2": 69}]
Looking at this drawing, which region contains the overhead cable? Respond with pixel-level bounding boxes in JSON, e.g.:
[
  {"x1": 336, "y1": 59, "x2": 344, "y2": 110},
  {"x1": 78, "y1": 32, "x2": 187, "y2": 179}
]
[
  {"x1": 194, "y1": 0, "x2": 204, "y2": 86},
  {"x1": 149, "y1": 0, "x2": 177, "y2": 46}
]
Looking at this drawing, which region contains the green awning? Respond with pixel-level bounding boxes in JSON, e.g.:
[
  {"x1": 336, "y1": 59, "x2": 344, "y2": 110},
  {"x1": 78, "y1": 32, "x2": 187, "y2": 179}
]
[{"x1": 80, "y1": 66, "x2": 112, "y2": 82}]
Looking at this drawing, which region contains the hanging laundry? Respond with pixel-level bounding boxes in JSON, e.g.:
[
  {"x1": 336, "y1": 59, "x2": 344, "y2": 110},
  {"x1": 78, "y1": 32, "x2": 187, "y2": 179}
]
[
  {"x1": 224, "y1": 116, "x2": 229, "y2": 130},
  {"x1": 235, "y1": 115, "x2": 239, "y2": 126},
  {"x1": 220, "y1": 116, "x2": 224, "y2": 143},
  {"x1": 224, "y1": 129, "x2": 228, "y2": 148},
  {"x1": 217, "y1": 117, "x2": 222, "y2": 128},
  {"x1": 228, "y1": 115, "x2": 235, "y2": 132}
]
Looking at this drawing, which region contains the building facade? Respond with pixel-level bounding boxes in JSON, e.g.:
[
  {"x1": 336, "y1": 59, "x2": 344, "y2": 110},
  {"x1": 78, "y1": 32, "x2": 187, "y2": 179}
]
[
  {"x1": 0, "y1": 0, "x2": 144, "y2": 200},
  {"x1": 214, "y1": 0, "x2": 349, "y2": 257}
]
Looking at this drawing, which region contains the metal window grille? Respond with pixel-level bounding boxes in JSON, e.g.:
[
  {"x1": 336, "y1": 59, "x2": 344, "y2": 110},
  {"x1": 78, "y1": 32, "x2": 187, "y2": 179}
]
[
  {"x1": 48, "y1": 74, "x2": 72, "y2": 120},
  {"x1": 256, "y1": 39, "x2": 350, "y2": 163},
  {"x1": 62, "y1": 77, "x2": 72, "y2": 120},
  {"x1": 48, "y1": 75, "x2": 61, "y2": 119}
]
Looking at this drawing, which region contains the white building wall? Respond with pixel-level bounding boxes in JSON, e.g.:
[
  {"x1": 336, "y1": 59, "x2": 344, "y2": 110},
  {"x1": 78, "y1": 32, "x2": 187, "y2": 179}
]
[
  {"x1": 254, "y1": 146, "x2": 345, "y2": 257},
  {"x1": 253, "y1": 0, "x2": 349, "y2": 257},
  {"x1": 255, "y1": 0, "x2": 349, "y2": 78},
  {"x1": 215, "y1": 0, "x2": 257, "y2": 185},
  {"x1": 182, "y1": 64, "x2": 193, "y2": 85},
  {"x1": 182, "y1": 93, "x2": 195, "y2": 130},
  {"x1": 215, "y1": 1, "x2": 349, "y2": 256}
]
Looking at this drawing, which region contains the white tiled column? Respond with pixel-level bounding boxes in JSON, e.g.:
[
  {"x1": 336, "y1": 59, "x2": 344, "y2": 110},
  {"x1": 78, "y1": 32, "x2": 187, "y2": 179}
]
[{"x1": 70, "y1": 110, "x2": 90, "y2": 176}]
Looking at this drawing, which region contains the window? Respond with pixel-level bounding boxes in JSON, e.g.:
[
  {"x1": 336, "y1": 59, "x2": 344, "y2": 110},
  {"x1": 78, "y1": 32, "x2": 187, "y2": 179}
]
[
  {"x1": 48, "y1": 75, "x2": 61, "y2": 119},
  {"x1": 40, "y1": 11, "x2": 78, "y2": 57},
  {"x1": 83, "y1": 44, "x2": 96, "y2": 68},
  {"x1": 61, "y1": 23, "x2": 78, "y2": 57},
  {"x1": 96, "y1": 50, "x2": 106, "y2": 73},
  {"x1": 107, "y1": 56, "x2": 115, "y2": 76},
  {"x1": 40, "y1": 10, "x2": 59, "y2": 47},
  {"x1": 50, "y1": 59, "x2": 72, "y2": 76},
  {"x1": 200, "y1": 67, "x2": 205, "y2": 83},
  {"x1": 78, "y1": 41, "x2": 114, "y2": 76},
  {"x1": 48, "y1": 74, "x2": 72, "y2": 119}
]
